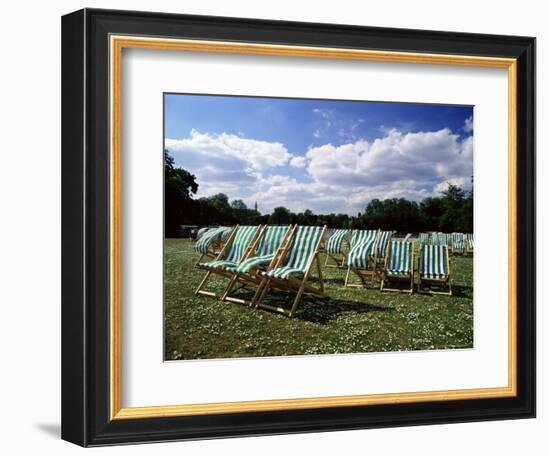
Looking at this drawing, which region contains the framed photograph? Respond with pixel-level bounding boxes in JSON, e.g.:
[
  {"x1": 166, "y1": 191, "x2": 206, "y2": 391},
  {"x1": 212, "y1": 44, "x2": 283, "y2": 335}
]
[{"x1": 61, "y1": 8, "x2": 535, "y2": 447}]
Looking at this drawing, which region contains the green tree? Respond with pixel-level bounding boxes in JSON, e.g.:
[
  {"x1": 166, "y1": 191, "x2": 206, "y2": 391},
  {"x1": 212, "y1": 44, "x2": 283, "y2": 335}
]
[{"x1": 269, "y1": 206, "x2": 292, "y2": 224}]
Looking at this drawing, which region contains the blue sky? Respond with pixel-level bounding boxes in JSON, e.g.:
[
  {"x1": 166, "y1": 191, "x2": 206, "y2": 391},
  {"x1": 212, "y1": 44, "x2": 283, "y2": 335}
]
[{"x1": 165, "y1": 93, "x2": 473, "y2": 215}]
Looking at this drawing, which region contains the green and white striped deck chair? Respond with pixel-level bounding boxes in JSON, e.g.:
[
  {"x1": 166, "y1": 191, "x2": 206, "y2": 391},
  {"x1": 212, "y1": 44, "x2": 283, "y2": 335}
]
[
  {"x1": 253, "y1": 225, "x2": 327, "y2": 317},
  {"x1": 374, "y1": 230, "x2": 394, "y2": 262},
  {"x1": 419, "y1": 233, "x2": 430, "y2": 245},
  {"x1": 194, "y1": 226, "x2": 233, "y2": 266},
  {"x1": 344, "y1": 229, "x2": 379, "y2": 288},
  {"x1": 196, "y1": 227, "x2": 211, "y2": 240},
  {"x1": 380, "y1": 241, "x2": 415, "y2": 294},
  {"x1": 324, "y1": 229, "x2": 350, "y2": 267},
  {"x1": 418, "y1": 244, "x2": 452, "y2": 295},
  {"x1": 195, "y1": 225, "x2": 261, "y2": 298},
  {"x1": 465, "y1": 233, "x2": 474, "y2": 253},
  {"x1": 433, "y1": 232, "x2": 449, "y2": 246},
  {"x1": 220, "y1": 225, "x2": 292, "y2": 305},
  {"x1": 451, "y1": 232, "x2": 465, "y2": 254}
]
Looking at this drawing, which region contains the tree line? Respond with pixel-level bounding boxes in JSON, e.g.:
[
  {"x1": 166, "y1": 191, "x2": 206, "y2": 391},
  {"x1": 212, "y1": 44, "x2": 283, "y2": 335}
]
[{"x1": 165, "y1": 150, "x2": 473, "y2": 236}]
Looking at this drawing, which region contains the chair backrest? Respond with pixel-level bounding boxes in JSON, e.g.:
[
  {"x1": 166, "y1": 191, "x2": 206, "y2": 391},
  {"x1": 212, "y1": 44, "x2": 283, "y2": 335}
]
[
  {"x1": 347, "y1": 229, "x2": 378, "y2": 268},
  {"x1": 419, "y1": 233, "x2": 430, "y2": 245},
  {"x1": 375, "y1": 230, "x2": 393, "y2": 258},
  {"x1": 419, "y1": 245, "x2": 449, "y2": 278},
  {"x1": 387, "y1": 241, "x2": 413, "y2": 274},
  {"x1": 326, "y1": 229, "x2": 350, "y2": 255},
  {"x1": 282, "y1": 226, "x2": 325, "y2": 272},
  {"x1": 255, "y1": 225, "x2": 289, "y2": 257},
  {"x1": 451, "y1": 232, "x2": 464, "y2": 247},
  {"x1": 196, "y1": 227, "x2": 211, "y2": 240},
  {"x1": 194, "y1": 227, "x2": 230, "y2": 253},
  {"x1": 434, "y1": 232, "x2": 450, "y2": 246},
  {"x1": 222, "y1": 226, "x2": 259, "y2": 263}
]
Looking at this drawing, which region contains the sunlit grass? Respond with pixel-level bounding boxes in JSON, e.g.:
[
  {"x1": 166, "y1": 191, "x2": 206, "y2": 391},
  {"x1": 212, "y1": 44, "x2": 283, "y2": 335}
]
[{"x1": 164, "y1": 239, "x2": 473, "y2": 360}]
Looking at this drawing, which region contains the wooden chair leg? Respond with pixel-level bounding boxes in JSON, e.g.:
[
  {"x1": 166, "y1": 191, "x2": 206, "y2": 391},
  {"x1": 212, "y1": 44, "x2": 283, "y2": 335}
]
[
  {"x1": 195, "y1": 270, "x2": 212, "y2": 295},
  {"x1": 254, "y1": 279, "x2": 272, "y2": 308},
  {"x1": 289, "y1": 281, "x2": 307, "y2": 317},
  {"x1": 220, "y1": 274, "x2": 238, "y2": 301},
  {"x1": 250, "y1": 278, "x2": 267, "y2": 307},
  {"x1": 344, "y1": 265, "x2": 351, "y2": 287},
  {"x1": 316, "y1": 255, "x2": 324, "y2": 294}
]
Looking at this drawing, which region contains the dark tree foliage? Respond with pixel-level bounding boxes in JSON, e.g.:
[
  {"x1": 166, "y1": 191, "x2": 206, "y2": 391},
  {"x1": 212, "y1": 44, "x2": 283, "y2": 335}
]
[
  {"x1": 164, "y1": 149, "x2": 473, "y2": 236},
  {"x1": 164, "y1": 150, "x2": 198, "y2": 236}
]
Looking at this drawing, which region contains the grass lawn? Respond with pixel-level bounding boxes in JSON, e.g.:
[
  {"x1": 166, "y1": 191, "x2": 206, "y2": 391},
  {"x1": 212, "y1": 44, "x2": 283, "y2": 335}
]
[{"x1": 164, "y1": 239, "x2": 473, "y2": 361}]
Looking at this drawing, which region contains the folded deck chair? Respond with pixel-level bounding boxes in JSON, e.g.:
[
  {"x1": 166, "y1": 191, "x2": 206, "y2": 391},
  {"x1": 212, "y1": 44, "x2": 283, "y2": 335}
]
[
  {"x1": 193, "y1": 226, "x2": 233, "y2": 266},
  {"x1": 324, "y1": 229, "x2": 351, "y2": 268},
  {"x1": 344, "y1": 229, "x2": 380, "y2": 288},
  {"x1": 252, "y1": 225, "x2": 327, "y2": 317},
  {"x1": 451, "y1": 232, "x2": 465, "y2": 255},
  {"x1": 465, "y1": 233, "x2": 474, "y2": 253},
  {"x1": 380, "y1": 240, "x2": 415, "y2": 294},
  {"x1": 220, "y1": 225, "x2": 292, "y2": 305},
  {"x1": 418, "y1": 244, "x2": 452, "y2": 295},
  {"x1": 195, "y1": 225, "x2": 260, "y2": 298},
  {"x1": 419, "y1": 233, "x2": 430, "y2": 245}
]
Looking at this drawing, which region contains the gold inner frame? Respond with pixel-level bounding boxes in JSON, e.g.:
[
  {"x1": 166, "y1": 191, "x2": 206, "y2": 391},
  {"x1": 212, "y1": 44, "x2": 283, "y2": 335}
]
[{"x1": 109, "y1": 35, "x2": 517, "y2": 420}]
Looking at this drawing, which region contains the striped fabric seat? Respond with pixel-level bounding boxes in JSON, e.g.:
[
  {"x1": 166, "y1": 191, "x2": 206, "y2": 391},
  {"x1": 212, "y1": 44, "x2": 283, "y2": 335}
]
[
  {"x1": 419, "y1": 233, "x2": 430, "y2": 245},
  {"x1": 196, "y1": 227, "x2": 211, "y2": 240},
  {"x1": 419, "y1": 245, "x2": 449, "y2": 279},
  {"x1": 346, "y1": 230, "x2": 378, "y2": 269},
  {"x1": 326, "y1": 229, "x2": 350, "y2": 255},
  {"x1": 465, "y1": 233, "x2": 474, "y2": 250},
  {"x1": 235, "y1": 225, "x2": 289, "y2": 273},
  {"x1": 386, "y1": 241, "x2": 413, "y2": 276},
  {"x1": 375, "y1": 230, "x2": 393, "y2": 258},
  {"x1": 200, "y1": 225, "x2": 258, "y2": 270},
  {"x1": 263, "y1": 226, "x2": 324, "y2": 279},
  {"x1": 194, "y1": 227, "x2": 231, "y2": 254}
]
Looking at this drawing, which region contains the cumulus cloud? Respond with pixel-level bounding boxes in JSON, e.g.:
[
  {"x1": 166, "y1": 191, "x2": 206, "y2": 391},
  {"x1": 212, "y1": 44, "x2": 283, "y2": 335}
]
[
  {"x1": 463, "y1": 115, "x2": 473, "y2": 133},
  {"x1": 166, "y1": 127, "x2": 473, "y2": 215},
  {"x1": 289, "y1": 156, "x2": 306, "y2": 168}
]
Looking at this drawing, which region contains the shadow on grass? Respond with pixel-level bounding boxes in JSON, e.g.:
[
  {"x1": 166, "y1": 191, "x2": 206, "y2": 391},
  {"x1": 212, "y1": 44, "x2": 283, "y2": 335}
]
[{"x1": 258, "y1": 292, "x2": 393, "y2": 324}]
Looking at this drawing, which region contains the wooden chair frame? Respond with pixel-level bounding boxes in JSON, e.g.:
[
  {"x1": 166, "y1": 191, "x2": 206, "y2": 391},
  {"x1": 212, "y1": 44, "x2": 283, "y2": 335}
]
[
  {"x1": 252, "y1": 226, "x2": 327, "y2": 318},
  {"x1": 417, "y1": 245, "x2": 452, "y2": 296},
  {"x1": 344, "y1": 229, "x2": 380, "y2": 288},
  {"x1": 195, "y1": 225, "x2": 261, "y2": 299},
  {"x1": 380, "y1": 242, "x2": 415, "y2": 294},
  {"x1": 220, "y1": 225, "x2": 293, "y2": 306}
]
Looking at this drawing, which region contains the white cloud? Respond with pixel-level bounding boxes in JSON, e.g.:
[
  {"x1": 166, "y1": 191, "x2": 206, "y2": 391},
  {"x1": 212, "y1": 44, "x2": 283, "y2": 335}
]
[
  {"x1": 289, "y1": 156, "x2": 306, "y2": 168},
  {"x1": 463, "y1": 115, "x2": 473, "y2": 132},
  {"x1": 166, "y1": 127, "x2": 474, "y2": 216}
]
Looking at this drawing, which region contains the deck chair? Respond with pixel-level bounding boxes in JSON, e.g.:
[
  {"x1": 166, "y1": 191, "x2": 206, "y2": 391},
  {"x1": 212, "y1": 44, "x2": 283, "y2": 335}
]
[
  {"x1": 220, "y1": 225, "x2": 292, "y2": 305},
  {"x1": 465, "y1": 233, "x2": 474, "y2": 254},
  {"x1": 252, "y1": 225, "x2": 326, "y2": 317},
  {"x1": 193, "y1": 226, "x2": 233, "y2": 266},
  {"x1": 195, "y1": 225, "x2": 261, "y2": 298},
  {"x1": 380, "y1": 240, "x2": 415, "y2": 294},
  {"x1": 418, "y1": 244, "x2": 452, "y2": 295},
  {"x1": 324, "y1": 229, "x2": 350, "y2": 267},
  {"x1": 451, "y1": 232, "x2": 465, "y2": 255},
  {"x1": 373, "y1": 230, "x2": 394, "y2": 267},
  {"x1": 196, "y1": 227, "x2": 211, "y2": 240},
  {"x1": 419, "y1": 233, "x2": 430, "y2": 245},
  {"x1": 433, "y1": 232, "x2": 449, "y2": 246},
  {"x1": 344, "y1": 229, "x2": 380, "y2": 288}
]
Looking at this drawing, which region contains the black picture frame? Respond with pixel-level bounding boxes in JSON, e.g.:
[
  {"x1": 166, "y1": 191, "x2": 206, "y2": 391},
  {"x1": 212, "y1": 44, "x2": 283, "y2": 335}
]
[{"x1": 62, "y1": 8, "x2": 536, "y2": 447}]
